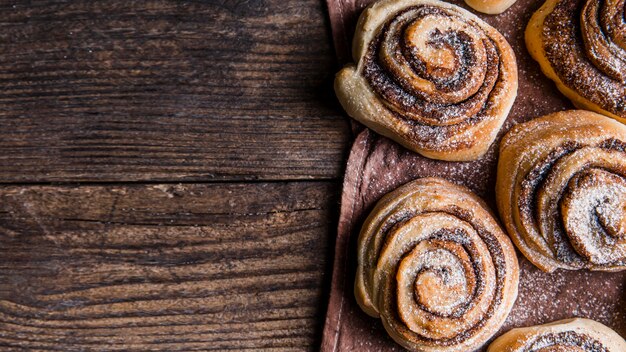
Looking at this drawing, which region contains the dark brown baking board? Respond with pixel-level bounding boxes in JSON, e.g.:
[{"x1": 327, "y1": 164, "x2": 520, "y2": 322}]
[{"x1": 321, "y1": 0, "x2": 626, "y2": 351}]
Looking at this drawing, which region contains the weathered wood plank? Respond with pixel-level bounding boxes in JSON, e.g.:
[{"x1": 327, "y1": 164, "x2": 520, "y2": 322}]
[
  {"x1": 0, "y1": 182, "x2": 337, "y2": 351},
  {"x1": 0, "y1": 0, "x2": 350, "y2": 182}
]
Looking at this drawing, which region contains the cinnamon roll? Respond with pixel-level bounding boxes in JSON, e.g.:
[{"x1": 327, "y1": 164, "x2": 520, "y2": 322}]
[
  {"x1": 526, "y1": 0, "x2": 626, "y2": 121},
  {"x1": 488, "y1": 318, "x2": 626, "y2": 351},
  {"x1": 496, "y1": 110, "x2": 626, "y2": 272},
  {"x1": 335, "y1": 0, "x2": 518, "y2": 161},
  {"x1": 355, "y1": 177, "x2": 519, "y2": 351}
]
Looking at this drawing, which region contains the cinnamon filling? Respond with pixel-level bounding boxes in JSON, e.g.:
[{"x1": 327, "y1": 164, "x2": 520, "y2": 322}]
[
  {"x1": 362, "y1": 5, "x2": 504, "y2": 130},
  {"x1": 373, "y1": 207, "x2": 506, "y2": 345},
  {"x1": 524, "y1": 331, "x2": 609, "y2": 351},
  {"x1": 542, "y1": 0, "x2": 626, "y2": 116},
  {"x1": 516, "y1": 140, "x2": 626, "y2": 268}
]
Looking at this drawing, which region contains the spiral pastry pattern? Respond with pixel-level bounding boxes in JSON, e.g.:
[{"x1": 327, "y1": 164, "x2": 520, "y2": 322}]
[
  {"x1": 488, "y1": 318, "x2": 626, "y2": 351},
  {"x1": 496, "y1": 110, "x2": 626, "y2": 272},
  {"x1": 355, "y1": 177, "x2": 519, "y2": 352},
  {"x1": 526, "y1": 0, "x2": 626, "y2": 121},
  {"x1": 335, "y1": 0, "x2": 517, "y2": 161}
]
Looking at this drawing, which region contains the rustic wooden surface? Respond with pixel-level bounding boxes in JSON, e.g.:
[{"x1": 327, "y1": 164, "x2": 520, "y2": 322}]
[
  {"x1": 0, "y1": 0, "x2": 349, "y2": 182},
  {"x1": 0, "y1": 0, "x2": 348, "y2": 350}
]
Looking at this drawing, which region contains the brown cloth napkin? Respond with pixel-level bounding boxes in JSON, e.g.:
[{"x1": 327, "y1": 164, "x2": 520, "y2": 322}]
[{"x1": 321, "y1": 0, "x2": 626, "y2": 350}]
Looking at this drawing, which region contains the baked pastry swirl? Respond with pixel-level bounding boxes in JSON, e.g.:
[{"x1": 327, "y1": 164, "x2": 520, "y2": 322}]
[
  {"x1": 488, "y1": 318, "x2": 626, "y2": 351},
  {"x1": 355, "y1": 177, "x2": 519, "y2": 351},
  {"x1": 526, "y1": 0, "x2": 626, "y2": 121},
  {"x1": 496, "y1": 110, "x2": 626, "y2": 272},
  {"x1": 335, "y1": 0, "x2": 517, "y2": 161}
]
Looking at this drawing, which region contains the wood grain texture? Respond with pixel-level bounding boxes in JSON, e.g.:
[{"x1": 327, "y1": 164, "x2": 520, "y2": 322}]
[
  {"x1": 0, "y1": 0, "x2": 350, "y2": 182},
  {"x1": 0, "y1": 182, "x2": 337, "y2": 351}
]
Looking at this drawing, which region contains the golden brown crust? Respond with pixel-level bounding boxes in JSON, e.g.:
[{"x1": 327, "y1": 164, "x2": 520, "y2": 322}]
[
  {"x1": 496, "y1": 110, "x2": 626, "y2": 272},
  {"x1": 335, "y1": 0, "x2": 517, "y2": 161},
  {"x1": 526, "y1": 0, "x2": 626, "y2": 121},
  {"x1": 464, "y1": 0, "x2": 517, "y2": 15},
  {"x1": 488, "y1": 318, "x2": 626, "y2": 351},
  {"x1": 355, "y1": 177, "x2": 519, "y2": 352}
]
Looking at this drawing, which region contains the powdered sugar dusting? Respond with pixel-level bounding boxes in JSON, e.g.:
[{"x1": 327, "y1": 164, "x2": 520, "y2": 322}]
[
  {"x1": 326, "y1": 0, "x2": 626, "y2": 351},
  {"x1": 561, "y1": 169, "x2": 626, "y2": 265},
  {"x1": 501, "y1": 258, "x2": 626, "y2": 334}
]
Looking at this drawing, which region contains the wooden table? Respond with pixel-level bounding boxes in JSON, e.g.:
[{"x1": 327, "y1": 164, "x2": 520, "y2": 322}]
[{"x1": 0, "y1": 1, "x2": 350, "y2": 350}]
